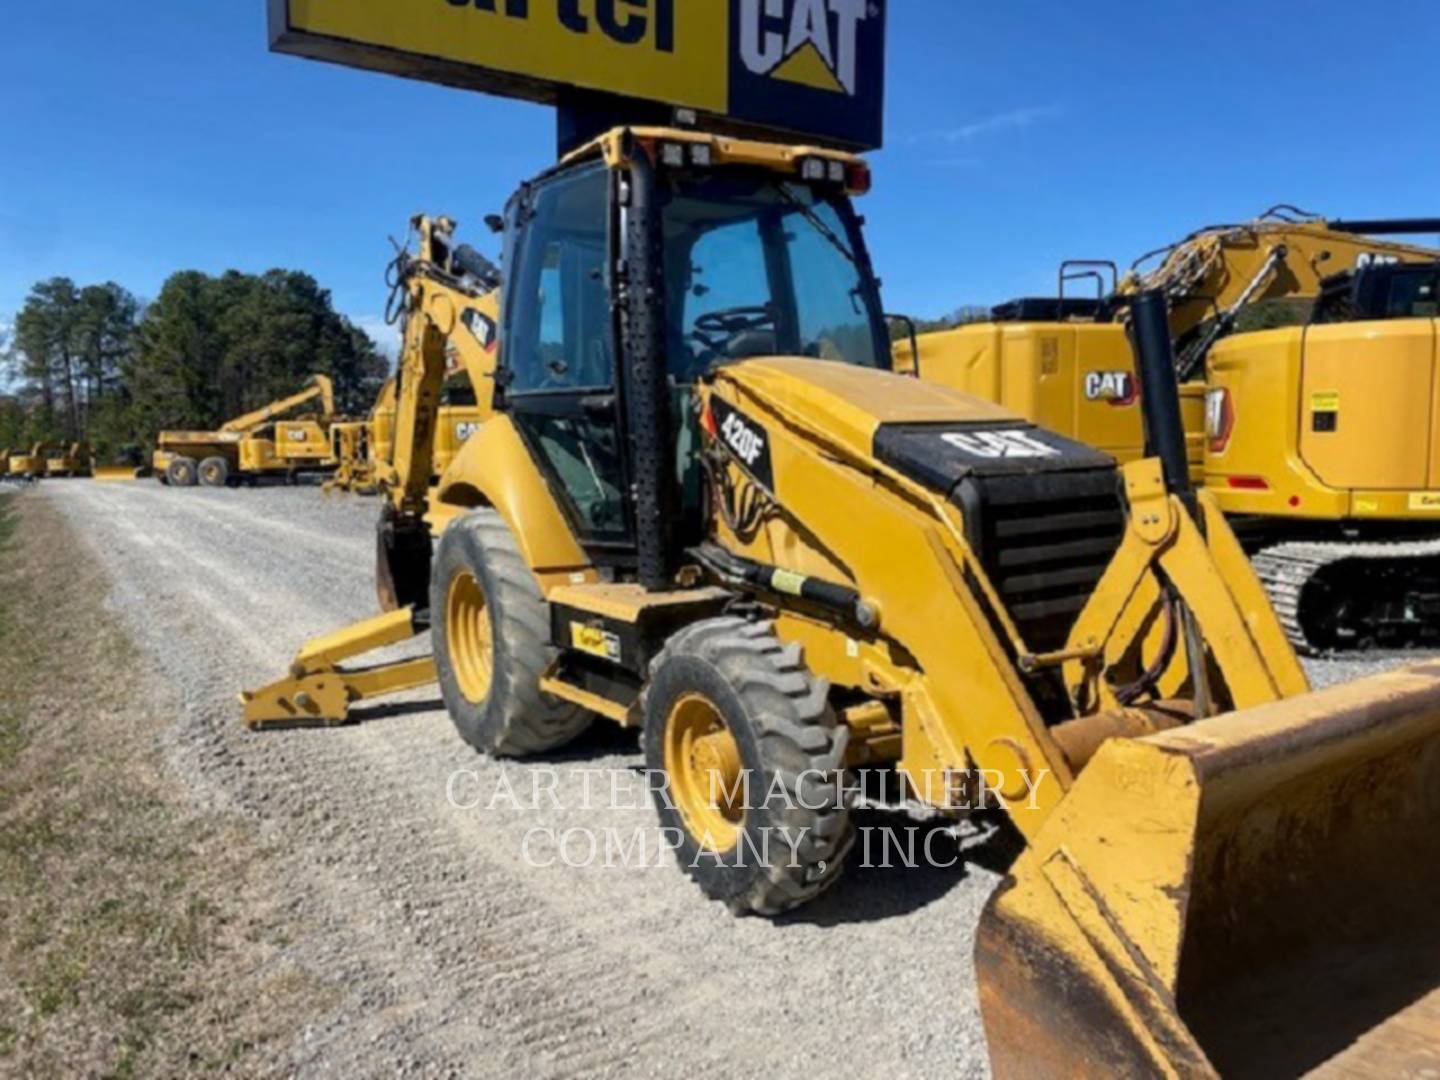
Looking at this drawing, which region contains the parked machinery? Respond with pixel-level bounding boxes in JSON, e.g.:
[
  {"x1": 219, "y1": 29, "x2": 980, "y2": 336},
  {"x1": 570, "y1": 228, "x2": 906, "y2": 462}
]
[
  {"x1": 328, "y1": 372, "x2": 483, "y2": 496},
  {"x1": 154, "y1": 374, "x2": 339, "y2": 488},
  {"x1": 904, "y1": 211, "x2": 1440, "y2": 650},
  {"x1": 44, "y1": 442, "x2": 92, "y2": 478},
  {"x1": 6, "y1": 442, "x2": 61, "y2": 481},
  {"x1": 242, "y1": 143, "x2": 1440, "y2": 1077}
]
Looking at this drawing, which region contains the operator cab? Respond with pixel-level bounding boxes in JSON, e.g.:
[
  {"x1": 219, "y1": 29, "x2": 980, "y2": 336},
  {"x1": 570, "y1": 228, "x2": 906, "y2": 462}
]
[
  {"x1": 1312, "y1": 261, "x2": 1440, "y2": 324},
  {"x1": 495, "y1": 128, "x2": 888, "y2": 574}
]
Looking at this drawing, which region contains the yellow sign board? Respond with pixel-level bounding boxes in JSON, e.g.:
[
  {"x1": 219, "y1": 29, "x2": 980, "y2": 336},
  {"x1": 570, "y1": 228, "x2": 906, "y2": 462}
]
[{"x1": 268, "y1": 0, "x2": 888, "y2": 149}]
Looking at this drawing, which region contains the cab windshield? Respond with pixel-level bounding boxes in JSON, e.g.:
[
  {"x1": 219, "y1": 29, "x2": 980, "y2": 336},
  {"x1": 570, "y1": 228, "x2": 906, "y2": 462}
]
[{"x1": 660, "y1": 173, "x2": 887, "y2": 382}]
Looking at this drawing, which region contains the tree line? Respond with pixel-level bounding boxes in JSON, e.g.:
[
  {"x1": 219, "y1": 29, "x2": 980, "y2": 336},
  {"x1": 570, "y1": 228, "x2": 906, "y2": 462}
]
[{"x1": 1, "y1": 269, "x2": 390, "y2": 462}]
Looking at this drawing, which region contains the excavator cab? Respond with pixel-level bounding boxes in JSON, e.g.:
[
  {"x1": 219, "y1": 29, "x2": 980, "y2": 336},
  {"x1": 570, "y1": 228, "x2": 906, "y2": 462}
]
[{"x1": 1296, "y1": 262, "x2": 1440, "y2": 495}]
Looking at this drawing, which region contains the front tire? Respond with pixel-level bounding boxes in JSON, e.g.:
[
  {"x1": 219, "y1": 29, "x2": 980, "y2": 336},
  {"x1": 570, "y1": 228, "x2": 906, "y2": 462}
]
[
  {"x1": 644, "y1": 617, "x2": 854, "y2": 915},
  {"x1": 430, "y1": 509, "x2": 590, "y2": 756}
]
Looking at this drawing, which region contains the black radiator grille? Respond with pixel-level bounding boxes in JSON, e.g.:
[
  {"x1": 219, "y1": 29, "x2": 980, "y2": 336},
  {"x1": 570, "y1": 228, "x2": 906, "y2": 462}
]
[{"x1": 965, "y1": 469, "x2": 1126, "y2": 653}]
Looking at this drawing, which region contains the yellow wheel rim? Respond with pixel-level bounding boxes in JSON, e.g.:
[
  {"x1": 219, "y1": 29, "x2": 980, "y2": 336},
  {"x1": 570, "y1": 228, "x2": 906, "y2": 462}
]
[
  {"x1": 446, "y1": 571, "x2": 494, "y2": 704},
  {"x1": 663, "y1": 692, "x2": 745, "y2": 853}
]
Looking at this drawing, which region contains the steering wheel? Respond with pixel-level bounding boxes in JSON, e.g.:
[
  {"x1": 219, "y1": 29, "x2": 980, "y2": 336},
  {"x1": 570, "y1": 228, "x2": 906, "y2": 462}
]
[{"x1": 690, "y1": 305, "x2": 777, "y2": 359}]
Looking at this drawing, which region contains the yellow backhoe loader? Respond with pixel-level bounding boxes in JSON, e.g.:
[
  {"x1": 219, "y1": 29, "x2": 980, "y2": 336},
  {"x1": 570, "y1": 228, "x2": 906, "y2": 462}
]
[
  {"x1": 328, "y1": 371, "x2": 483, "y2": 495},
  {"x1": 242, "y1": 132, "x2": 1440, "y2": 1076},
  {"x1": 324, "y1": 419, "x2": 375, "y2": 495},
  {"x1": 154, "y1": 374, "x2": 340, "y2": 488},
  {"x1": 44, "y1": 441, "x2": 92, "y2": 478},
  {"x1": 903, "y1": 210, "x2": 1440, "y2": 651}
]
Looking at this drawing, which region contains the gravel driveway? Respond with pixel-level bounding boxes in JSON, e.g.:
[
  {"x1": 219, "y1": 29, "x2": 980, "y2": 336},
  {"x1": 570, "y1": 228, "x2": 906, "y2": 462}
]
[{"x1": 39, "y1": 480, "x2": 1434, "y2": 1078}]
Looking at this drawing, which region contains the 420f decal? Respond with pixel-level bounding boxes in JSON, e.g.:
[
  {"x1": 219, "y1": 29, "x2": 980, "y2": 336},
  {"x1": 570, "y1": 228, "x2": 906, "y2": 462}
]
[{"x1": 708, "y1": 396, "x2": 776, "y2": 491}]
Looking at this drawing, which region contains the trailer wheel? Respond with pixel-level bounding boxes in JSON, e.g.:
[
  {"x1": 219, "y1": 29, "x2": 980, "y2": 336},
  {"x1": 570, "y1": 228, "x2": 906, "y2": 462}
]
[
  {"x1": 166, "y1": 456, "x2": 198, "y2": 487},
  {"x1": 431, "y1": 509, "x2": 590, "y2": 756},
  {"x1": 643, "y1": 617, "x2": 854, "y2": 915},
  {"x1": 198, "y1": 456, "x2": 230, "y2": 488}
]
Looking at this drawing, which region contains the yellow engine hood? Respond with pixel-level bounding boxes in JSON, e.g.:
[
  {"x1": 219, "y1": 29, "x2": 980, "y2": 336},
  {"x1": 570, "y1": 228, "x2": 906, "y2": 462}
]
[{"x1": 716, "y1": 357, "x2": 1023, "y2": 460}]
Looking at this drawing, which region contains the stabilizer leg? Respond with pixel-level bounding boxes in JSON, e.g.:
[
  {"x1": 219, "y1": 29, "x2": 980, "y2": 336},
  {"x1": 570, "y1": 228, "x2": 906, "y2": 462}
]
[{"x1": 239, "y1": 607, "x2": 435, "y2": 729}]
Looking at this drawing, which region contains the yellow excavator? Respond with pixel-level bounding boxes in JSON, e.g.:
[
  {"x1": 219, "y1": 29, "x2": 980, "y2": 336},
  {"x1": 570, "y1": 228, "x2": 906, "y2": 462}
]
[
  {"x1": 903, "y1": 210, "x2": 1440, "y2": 650},
  {"x1": 154, "y1": 373, "x2": 339, "y2": 487},
  {"x1": 242, "y1": 131, "x2": 1440, "y2": 1075}
]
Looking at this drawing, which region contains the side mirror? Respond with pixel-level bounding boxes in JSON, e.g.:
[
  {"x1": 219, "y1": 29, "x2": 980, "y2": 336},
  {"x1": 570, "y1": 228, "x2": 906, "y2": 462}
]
[
  {"x1": 484, "y1": 214, "x2": 505, "y2": 235},
  {"x1": 886, "y1": 313, "x2": 921, "y2": 378}
]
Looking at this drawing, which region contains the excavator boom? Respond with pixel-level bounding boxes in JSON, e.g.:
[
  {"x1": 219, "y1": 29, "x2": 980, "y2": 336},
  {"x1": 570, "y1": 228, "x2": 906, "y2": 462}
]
[
  {"x1": 218, "y1": 373, "x2": 336, "y2": 433},
  {"x1": 1120, "y1": 210, "x2": 1440, "y2": 376}
]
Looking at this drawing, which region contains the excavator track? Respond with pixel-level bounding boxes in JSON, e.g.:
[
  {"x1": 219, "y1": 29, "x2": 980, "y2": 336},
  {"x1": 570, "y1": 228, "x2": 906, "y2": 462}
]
[{"x1": 1252, "y1": 538, "x2": 1440, "y2": 654}]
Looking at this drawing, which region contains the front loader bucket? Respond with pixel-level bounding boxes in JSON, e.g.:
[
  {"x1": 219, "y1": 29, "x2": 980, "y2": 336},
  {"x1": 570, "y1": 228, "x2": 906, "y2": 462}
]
[
  {"x1": 93, "y1": 466, "x2": 144, "y2": 482},
  {"x1": 978, "y1": 663, "x2": 1440, "y2": 1078}
]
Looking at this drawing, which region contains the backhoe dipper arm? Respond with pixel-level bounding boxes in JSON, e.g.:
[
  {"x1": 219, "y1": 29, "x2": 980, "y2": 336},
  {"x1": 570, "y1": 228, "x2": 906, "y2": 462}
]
[
  {"x1": 378, "y1": 214, "x2": 500, "y2": 520},
  {"x1": 218, "y1": 374, "x2": 336, "y2": 434},
  {"x1": 247, "y1": 213, "x2": 504, "y2": 714}
]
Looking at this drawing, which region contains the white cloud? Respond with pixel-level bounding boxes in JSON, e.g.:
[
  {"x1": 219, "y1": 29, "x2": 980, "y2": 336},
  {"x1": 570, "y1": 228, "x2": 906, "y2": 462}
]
[
  {"x1": 903, "y1": 105, "x2": 1063, "y2": 147},
  {"x1": 352, "y1": 313, "x2": 401, "y2": 363}
]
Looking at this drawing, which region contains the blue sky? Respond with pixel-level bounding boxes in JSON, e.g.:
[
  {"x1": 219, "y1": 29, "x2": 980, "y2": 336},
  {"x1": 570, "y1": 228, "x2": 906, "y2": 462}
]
[{"x1": 2, "y1": 1, "x2": 1438, "y2": 358}]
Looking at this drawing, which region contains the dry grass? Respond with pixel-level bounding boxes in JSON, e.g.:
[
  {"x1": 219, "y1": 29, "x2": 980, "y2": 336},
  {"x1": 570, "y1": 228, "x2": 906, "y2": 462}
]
[{"x1": 0, "y1": 491, "x2": 327, "y2": 1076}]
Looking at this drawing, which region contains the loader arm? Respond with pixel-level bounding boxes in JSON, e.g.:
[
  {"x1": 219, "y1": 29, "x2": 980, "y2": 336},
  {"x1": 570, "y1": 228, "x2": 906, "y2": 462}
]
[{"x1": 218, "y1": 373, "x2": 336, "y2": 434}]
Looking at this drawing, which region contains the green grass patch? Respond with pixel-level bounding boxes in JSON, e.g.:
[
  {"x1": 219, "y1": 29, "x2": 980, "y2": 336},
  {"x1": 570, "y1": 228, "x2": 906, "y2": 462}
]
[{"x1": 0, "y1": 492, "x2": 326, "y2": 1075}]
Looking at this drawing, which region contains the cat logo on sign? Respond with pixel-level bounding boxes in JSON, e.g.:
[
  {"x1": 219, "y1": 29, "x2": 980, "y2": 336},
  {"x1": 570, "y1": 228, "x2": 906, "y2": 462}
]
[{"x1": 739, "y1": 0, "x2": 870, "y2": 96}]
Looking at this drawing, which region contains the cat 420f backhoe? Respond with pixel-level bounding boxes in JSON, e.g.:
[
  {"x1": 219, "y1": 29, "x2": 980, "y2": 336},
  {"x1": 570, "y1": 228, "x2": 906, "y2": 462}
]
[{"x1": 243, "y1": 133, "x2": 1440, "y2": 1077}]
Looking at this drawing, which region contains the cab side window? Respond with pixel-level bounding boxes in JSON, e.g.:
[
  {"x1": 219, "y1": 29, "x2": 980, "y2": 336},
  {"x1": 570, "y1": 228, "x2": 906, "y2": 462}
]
[{"x1": 505, "y1": 165, "x2": 612, "y2": 392}]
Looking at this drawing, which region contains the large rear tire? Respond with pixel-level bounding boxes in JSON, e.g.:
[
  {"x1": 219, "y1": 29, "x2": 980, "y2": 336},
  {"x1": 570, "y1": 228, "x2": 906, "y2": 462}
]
[
  {"x1": 643, "y1": 617, "x2": 854, "y2": 915},
  {"x1": 166, "y1": 456, "x2": 198, "y2": 487},
  {"x1": 198, "y1": 456, "x2": 230, "y2": 488},
  {"x1": 430, "y1": 509, "x2": 590, "y2": 756}
]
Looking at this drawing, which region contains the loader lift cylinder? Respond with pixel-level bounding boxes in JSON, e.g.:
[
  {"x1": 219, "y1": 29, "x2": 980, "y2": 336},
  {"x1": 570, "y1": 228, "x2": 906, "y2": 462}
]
[{"x1": 1129, "y1": 289, "x2": 1192, "y2": 500}]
